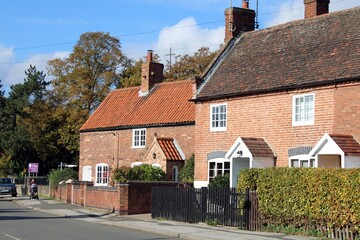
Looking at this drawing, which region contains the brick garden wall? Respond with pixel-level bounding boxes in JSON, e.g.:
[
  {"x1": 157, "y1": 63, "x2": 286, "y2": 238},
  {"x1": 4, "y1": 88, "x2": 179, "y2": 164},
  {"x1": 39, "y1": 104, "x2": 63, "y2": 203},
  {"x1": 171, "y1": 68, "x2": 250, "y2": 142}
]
[{"x1": 54, "y1": 181, "x2": 188, "y2": 215}]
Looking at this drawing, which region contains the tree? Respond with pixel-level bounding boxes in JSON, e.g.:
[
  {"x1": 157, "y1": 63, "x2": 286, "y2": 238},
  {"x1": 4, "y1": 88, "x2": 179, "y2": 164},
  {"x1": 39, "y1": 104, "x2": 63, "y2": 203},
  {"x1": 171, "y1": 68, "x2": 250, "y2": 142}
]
[
  {"x1": 164, "y1": 47, "x2": 217, "y2": 81},
  {"x1": 48, "y1": 31, "x2": 125, "y2": 114},
  {"x1": 47, "y1": 32, "x2": 126, "y2": 153},
  {"x1": 0, "y1": 66, "x2": 49, "y2": 176}
]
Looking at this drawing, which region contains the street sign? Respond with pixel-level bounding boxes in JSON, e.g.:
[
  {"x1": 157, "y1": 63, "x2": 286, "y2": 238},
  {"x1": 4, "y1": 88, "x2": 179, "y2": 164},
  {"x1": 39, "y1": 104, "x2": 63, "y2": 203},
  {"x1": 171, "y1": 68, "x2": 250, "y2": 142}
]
[{"x1": 28, "y1": 163, "x2": 39, "y2": 173}]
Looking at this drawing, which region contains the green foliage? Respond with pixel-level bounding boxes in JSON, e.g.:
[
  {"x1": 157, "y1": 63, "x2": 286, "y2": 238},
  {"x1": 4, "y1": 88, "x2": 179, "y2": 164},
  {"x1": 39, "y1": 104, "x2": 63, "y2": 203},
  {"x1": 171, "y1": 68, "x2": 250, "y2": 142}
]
[
  {"x1": 164, "y1": 47, "x2": 218, "y2": 81},
  {"x1": 179, "y1": 154, "x2": 194, "y2": 182},
  {"x1": 48, "y1": 168, "x2": 78, "y2": 189},
  {"x1": 208, "y1": 173, "x2": 230, "y2": 188},
  {"x1": 113, "y1": 164, "x2": 166, "y2": 182},
  {"x1": 237, "y1": 168, "x2": 360, "y2": 234}
]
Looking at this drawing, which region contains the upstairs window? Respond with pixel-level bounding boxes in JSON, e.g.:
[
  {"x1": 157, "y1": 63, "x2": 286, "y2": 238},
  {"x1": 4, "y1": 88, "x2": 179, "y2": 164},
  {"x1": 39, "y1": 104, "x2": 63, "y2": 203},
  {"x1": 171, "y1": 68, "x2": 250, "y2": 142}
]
[
  {"x1": 293, "y1": 94, "x2": 314, "y2": 126},
  {"x1": 132, "y1": 128, "x2": 146, "y2": 148},
  {"x1": 210, "y1": 103, "x2": 227, "y2": 131}
]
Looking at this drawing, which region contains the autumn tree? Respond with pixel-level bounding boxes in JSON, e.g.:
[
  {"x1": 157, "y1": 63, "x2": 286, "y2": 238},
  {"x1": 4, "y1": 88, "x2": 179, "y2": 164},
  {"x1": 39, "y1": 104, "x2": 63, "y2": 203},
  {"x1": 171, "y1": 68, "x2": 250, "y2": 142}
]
[
  {"x1": 164, "y1": 47, "x2": 217, "y2": 81},
  {"x1": 47, "y1": 32, "x2": 126, "y2": 153}
]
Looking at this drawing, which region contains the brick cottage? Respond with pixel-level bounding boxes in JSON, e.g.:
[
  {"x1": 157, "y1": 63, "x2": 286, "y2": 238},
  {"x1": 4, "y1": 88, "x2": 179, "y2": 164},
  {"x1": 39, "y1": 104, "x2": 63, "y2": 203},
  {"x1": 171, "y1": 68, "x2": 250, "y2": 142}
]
[
  {"x1": 79, "y1": 50, "x2": 195, "y2": 185},
  {"x1": 193, "y1": 0, "x2": 360, "y2": 188}
]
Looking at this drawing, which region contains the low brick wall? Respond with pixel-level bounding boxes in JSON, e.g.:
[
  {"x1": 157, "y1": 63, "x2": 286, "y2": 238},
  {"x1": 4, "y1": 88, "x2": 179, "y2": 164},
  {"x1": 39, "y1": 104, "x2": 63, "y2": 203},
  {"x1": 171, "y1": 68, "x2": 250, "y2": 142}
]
[{"x1": 54, "y1": 181, "x2": 191, "y2": 215}]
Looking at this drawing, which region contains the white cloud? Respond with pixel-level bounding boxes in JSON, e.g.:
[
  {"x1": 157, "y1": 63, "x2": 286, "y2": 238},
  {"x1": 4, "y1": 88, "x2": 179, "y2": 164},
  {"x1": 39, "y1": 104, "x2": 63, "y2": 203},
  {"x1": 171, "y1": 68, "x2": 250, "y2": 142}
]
[
  {"x1": 0, "y1": 45, "x2": 15, "y2": 87},
  {"x1": 0, "y1": 51, "x2": 69, "y2": 94},
  {"x1": 264, "y1": 1, "x2": 303, "y2": 28},
  {"x1": 153, "y1": 17, "x2": 224, "y2": 63}
]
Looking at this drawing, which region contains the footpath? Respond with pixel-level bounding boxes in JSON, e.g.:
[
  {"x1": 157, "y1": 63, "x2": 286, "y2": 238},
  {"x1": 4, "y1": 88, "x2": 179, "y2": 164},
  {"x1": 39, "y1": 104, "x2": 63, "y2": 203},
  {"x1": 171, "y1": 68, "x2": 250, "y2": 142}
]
[{"x1": 15, "y1": 197, "x2": 319, "y2": 240}]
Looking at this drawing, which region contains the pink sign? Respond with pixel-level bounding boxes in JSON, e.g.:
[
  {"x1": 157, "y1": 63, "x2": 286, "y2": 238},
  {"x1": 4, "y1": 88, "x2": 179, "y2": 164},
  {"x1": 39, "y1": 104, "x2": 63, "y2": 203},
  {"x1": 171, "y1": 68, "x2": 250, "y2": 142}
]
[{"x1": 28, "y1": 163, "x2": 39, "y2": 173}]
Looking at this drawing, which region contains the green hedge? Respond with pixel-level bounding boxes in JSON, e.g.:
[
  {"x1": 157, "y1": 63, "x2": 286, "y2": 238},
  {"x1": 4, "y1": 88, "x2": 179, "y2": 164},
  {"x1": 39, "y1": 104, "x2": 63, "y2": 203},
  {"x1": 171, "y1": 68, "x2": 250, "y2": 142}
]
[
  {"x1": 237, "y1": 168, "x2": 360, "y2": 233},
  {"x1": 113, "y1": 164, "x2": 166, "y2": 182}
]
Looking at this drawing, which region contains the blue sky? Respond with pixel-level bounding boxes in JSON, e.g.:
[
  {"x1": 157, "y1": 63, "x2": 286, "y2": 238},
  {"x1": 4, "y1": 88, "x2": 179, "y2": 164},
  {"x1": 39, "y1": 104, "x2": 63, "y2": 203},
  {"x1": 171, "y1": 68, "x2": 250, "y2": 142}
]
[{"x1": 1, "y1": 0, "x2": 359, "y2": 94}]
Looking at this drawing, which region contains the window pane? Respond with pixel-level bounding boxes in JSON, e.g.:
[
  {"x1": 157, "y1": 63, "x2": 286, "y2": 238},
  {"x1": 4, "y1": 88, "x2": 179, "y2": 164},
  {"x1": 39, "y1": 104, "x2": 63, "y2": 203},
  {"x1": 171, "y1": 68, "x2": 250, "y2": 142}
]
[
  {"x1": 300, "y1": 160, "x2": 309, "y2": 168},
  {"x1": 310, "y1": 159, "x2": 315, "y2": 167},
  {"x1": 291, "y1": 159, "x2": 299, "y2": 167}
]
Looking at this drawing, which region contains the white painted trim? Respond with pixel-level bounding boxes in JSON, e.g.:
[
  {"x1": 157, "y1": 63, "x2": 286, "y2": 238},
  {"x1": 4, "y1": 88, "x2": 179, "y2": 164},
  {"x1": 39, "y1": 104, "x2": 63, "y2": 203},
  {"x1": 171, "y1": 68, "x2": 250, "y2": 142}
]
[
  {"x1": 94, "y1": 163, "x2": 109, "y2": 186},
  {"x1": 173, "y1": 139, "x2": 186, "y2": 160},
  {"x1": 209, "y1": 103, "x2": 227, "y2": 132},
  {"x1": 194, "y1": 180, "x2": 209, "y2": 188},
  {"x1": 292, "y1": 93, "x2": 315, "y2": 126},
  {"x1": 132, "y1": 128, "x2": 146, "y2": 148}
]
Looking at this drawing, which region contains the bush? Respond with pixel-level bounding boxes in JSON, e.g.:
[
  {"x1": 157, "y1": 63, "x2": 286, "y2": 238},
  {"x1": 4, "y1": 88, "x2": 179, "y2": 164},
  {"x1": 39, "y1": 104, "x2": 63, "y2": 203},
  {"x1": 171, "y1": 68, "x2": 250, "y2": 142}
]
[
  {"x1": 208, "y1": 173, "x2": 229, "y2": 188},
  {"x1": 48, "y1": 168, "x2": 78, "y2": 190},
  {"x1": 113, "y1": 164, "x2": 166, "y2": 182},
  {"x1": 237, "y1": 168, "x2": 360, "y2": 234},
  {"x1": 179, "y1": 154, "x2": 194, "y2": 182}
]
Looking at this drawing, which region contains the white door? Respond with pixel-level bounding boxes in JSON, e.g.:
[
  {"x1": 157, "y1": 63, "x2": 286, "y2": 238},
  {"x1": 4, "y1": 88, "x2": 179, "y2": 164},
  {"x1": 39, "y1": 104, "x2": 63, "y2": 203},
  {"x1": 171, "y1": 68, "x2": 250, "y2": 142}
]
[
  {"x1": 82, "y1": 166, "x2": 92, "y2": 182},
  {"x1": 231, "y1": 157, "x2": 250, "y2": 188}
]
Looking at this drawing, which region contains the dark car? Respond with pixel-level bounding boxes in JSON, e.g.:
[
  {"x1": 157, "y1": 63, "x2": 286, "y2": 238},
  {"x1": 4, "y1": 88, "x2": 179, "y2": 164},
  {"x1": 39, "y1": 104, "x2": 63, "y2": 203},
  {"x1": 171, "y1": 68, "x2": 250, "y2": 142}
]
[{"x1": 0, "y1": 178, "x2": 17, "y2": 197}]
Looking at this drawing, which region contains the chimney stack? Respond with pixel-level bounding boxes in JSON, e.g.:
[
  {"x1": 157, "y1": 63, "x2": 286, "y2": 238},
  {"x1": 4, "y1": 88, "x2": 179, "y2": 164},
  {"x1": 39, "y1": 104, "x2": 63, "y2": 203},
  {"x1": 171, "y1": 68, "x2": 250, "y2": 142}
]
[
  {"x1": 304, "y1": 0, "x2": 330, "y2": 19},
  {"x1": 141, "y1": 50, "x2": 164, "y2": 95},
  {"x1": 224, "y1": 0, "x2": 255, "y2": 42}
]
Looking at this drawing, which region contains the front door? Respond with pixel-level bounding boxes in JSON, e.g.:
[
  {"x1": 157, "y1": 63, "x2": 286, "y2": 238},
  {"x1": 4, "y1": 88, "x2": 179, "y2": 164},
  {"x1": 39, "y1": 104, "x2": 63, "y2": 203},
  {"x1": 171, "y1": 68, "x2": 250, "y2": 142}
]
[{"x1": 231, "y1": 157, "x2": 250, "y2": 188}]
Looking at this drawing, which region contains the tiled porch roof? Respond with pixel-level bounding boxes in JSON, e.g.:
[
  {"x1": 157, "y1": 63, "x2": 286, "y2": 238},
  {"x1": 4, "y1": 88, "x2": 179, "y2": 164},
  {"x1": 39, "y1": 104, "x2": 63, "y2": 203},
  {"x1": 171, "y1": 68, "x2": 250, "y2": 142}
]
[
  {"x1": 157, "y1": 137, "x2": 183, "y2": 161},
  {"x1": 329, "y1": 134, "x2": 360, "y2": 156},
  {"x1": 242, "y1": 137, "x2": 275, "y2": 158}
]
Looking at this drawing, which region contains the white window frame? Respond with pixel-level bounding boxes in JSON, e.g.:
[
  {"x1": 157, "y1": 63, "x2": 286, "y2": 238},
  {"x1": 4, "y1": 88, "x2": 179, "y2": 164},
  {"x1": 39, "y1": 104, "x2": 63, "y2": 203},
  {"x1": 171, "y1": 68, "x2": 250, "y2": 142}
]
[
  {"x1": 289, "y1": 154, "x2": 315, "y2": 168},
  {"x1": 95, "y1": 163, "x2": 109, "y2": 186},
  {"x1": 132, "y1": 128, "x2": 146, "y2": 148},
  {"x1": 210, "y1": 103, "x2": 227, "y2": 131},
  {"x1": 208, "y1": 159, "x2": 230, "y2": 182},
  {"x1": 172, "y1": 166, "x2": 179, "y2": 182},
  {"x1": 292, "y1": 93, "x2": 315, "y2": 126}
]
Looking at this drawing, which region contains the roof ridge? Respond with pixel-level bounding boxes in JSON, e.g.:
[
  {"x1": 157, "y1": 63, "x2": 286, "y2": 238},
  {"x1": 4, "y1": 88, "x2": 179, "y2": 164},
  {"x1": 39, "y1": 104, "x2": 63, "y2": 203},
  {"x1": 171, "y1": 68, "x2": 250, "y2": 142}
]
[{"x1": 249, "y1": 6, "x2": 360, "y2": 36}]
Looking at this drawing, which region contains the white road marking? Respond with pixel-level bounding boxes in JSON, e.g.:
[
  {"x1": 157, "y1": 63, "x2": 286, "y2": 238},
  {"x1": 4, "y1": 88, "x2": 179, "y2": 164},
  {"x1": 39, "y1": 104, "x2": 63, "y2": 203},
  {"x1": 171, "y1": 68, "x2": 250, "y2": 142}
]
[{"x1": 1, "y1": 232, "x2": 22, "y2": 240}]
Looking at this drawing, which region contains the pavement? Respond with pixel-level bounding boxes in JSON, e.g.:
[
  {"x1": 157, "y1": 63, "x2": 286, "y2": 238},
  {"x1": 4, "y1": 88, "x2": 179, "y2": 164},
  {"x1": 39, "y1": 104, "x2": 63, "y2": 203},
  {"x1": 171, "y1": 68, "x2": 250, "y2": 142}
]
[{"x1": 14, "y1": 197, "x2": 320, "y2": 240}]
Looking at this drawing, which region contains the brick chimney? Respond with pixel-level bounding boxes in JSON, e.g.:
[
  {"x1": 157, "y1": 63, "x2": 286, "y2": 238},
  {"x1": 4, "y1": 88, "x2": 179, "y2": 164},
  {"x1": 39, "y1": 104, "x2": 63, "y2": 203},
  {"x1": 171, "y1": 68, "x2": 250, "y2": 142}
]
[
  {"x1": 141, "y1": 50, "x2": 164, "y2": 95},
  {"x1": 304, "y1": 0, "x2": 330, "y2": 19},
  {"x1": 224, "y1": 0, "x2": 255, "y2": 42}
]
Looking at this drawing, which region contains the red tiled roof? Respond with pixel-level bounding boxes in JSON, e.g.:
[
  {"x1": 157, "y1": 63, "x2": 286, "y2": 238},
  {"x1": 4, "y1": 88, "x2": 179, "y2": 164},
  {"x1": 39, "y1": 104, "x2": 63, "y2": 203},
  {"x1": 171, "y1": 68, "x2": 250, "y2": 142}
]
[
  {"x1": 80, "y1": 80, "x2": 195, "y2": 131},
  {"x1": 329, "y1": 134, "x2": 360, "y2": 156},
  {"x1": 242, "y1": 137, "x2": 275, "y2": 157},
  {"x1": 197, "y1": 7, "x2": 360, "y2": 100},
  {"x1": 157, "y1": 137, "x2": 183, "y2": 161}
]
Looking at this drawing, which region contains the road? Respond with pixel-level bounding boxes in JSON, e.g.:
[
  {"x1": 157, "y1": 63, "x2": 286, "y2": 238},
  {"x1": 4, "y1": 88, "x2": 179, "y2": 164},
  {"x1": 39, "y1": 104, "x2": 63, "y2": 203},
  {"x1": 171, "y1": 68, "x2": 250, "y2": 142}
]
[{"x1": 0, "y1": 197, "x2": 177, "y2": 240}]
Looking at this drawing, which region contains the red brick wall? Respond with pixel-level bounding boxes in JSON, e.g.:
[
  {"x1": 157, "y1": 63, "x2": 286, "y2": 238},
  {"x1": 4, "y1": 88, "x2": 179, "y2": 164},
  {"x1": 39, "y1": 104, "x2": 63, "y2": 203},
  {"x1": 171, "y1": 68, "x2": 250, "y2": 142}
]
[
  {"x1": 79, "y1": 125, "x2": 194, "y2": 182},
  {"x1": 333, "y1": 83, "x2": 360, "y2": 140},
  {"x1": 83, "y1": 187, "x2": 119, "y2": 211},
  {"x1": 195, "y1": 83, "x2": 360, "y2": 182},
  {"x1": 54, "y1": 181, "x2": 187, "y2": 215}
]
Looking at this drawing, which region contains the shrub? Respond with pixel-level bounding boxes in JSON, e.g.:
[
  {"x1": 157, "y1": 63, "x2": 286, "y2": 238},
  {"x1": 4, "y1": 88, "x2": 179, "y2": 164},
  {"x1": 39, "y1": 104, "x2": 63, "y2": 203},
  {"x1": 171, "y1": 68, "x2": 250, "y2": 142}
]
[
  {"x1": 237, "y1": 168, "x2": 360, "y2": 235},
  {"x1": 48, "y1": 168, "x2": 77, "y2": 190},
  {"x1": 179, "y1": 154, "x2": 194, "y2": 182},
  {"x1": 208, "y1": 173, "x2": 229, "y2": 188},
  {"x1": 113, "y1": 164, "x2": 166, "y2": 182}
]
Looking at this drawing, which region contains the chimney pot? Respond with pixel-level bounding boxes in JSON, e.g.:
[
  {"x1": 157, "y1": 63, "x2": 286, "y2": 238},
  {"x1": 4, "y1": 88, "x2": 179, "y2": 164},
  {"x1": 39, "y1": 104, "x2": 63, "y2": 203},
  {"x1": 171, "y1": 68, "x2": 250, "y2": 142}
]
[
  {"x1": 242, "y1": 0, "x2": 249, "y2": 9},
  {"x1": 147, "y1": 50, "x2": 153, "y2": 62}
]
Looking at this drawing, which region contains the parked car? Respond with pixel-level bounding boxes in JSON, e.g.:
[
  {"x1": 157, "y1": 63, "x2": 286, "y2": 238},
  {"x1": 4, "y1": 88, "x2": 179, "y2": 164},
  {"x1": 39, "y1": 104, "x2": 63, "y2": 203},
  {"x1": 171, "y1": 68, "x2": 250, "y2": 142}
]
[{"x1": 0, "y1": 178, "x2": 17, "y2": 197}]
